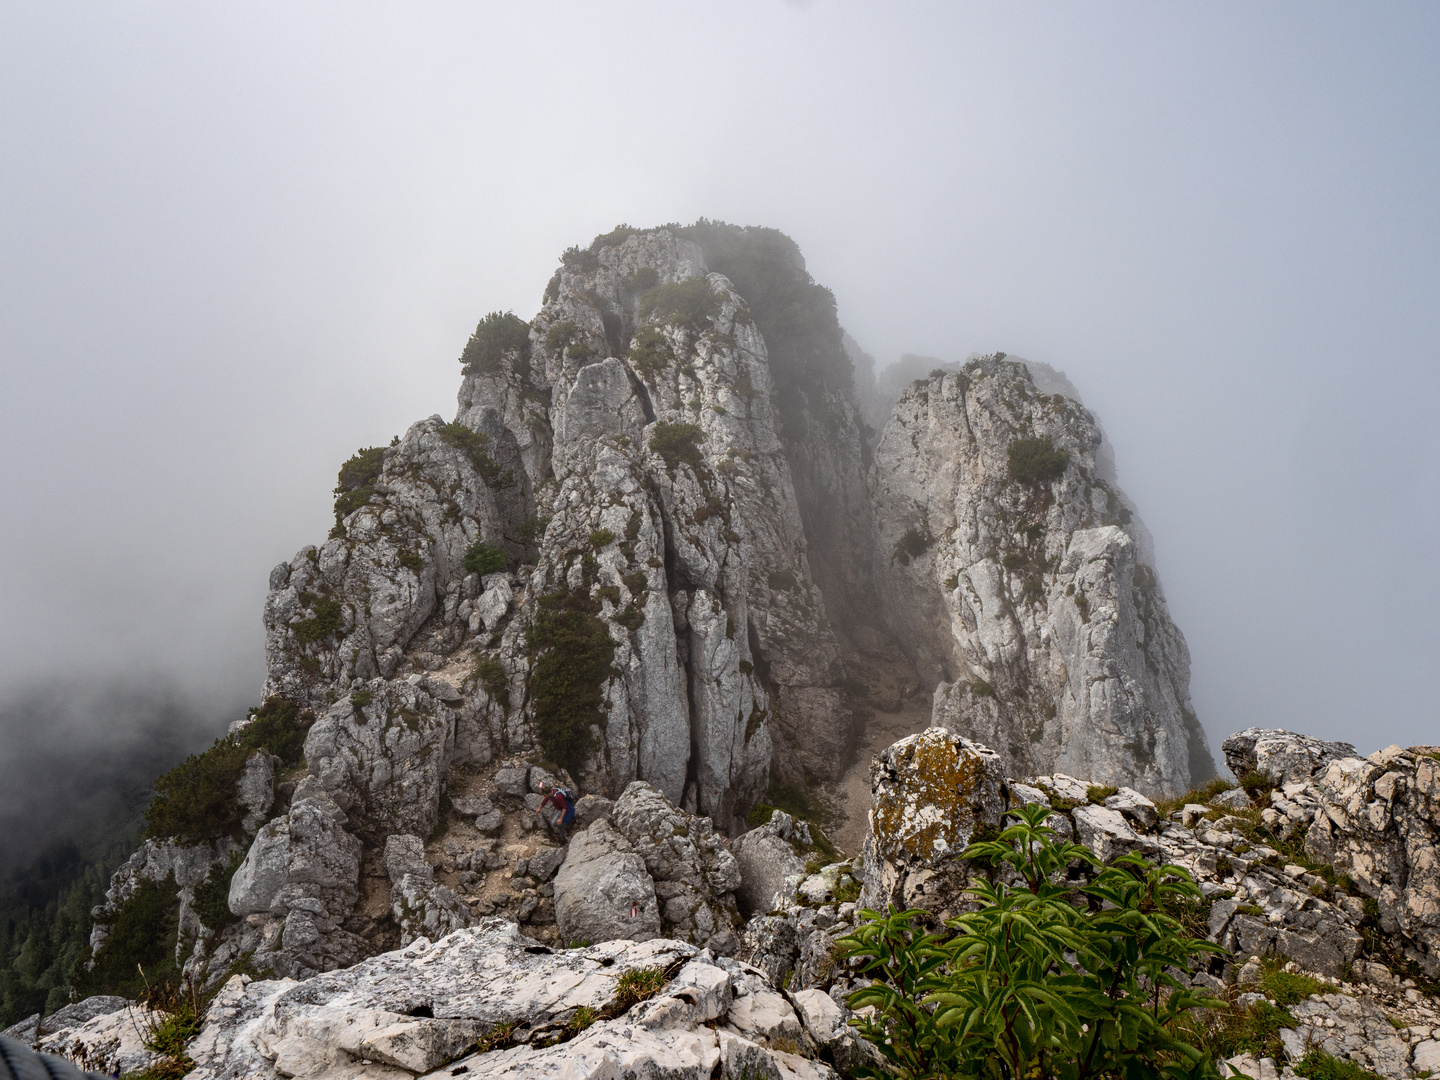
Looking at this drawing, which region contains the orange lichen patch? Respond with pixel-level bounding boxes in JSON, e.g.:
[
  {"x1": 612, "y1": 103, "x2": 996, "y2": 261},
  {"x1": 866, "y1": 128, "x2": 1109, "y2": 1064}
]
[{"x1": 870, "y1": 729, "x2": 1004, "y2": 865}]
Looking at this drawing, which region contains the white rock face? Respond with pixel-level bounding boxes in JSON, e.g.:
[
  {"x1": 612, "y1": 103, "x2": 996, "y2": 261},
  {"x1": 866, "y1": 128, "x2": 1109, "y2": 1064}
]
[
  {"x1": 181, "y1": 921, "x2": 839, "y2": 1080},
  {"x1": 228, "y1": 780, "x2": 365, "y2": 978},
  {"x1": 869, "y1": 357, "x2": 1215, "y2": 798}
]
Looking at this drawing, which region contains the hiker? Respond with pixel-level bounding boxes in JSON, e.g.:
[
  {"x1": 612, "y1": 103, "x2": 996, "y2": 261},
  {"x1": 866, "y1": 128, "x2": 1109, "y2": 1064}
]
[{"x1": 537, "y1": 781, "x2": 576, "y2": 842}]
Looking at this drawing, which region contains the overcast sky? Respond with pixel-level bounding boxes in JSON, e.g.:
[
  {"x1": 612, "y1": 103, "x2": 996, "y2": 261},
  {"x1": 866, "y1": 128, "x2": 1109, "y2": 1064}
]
[{"x1": 1, "y1": 2, "x2": 1436, "y2": 760}]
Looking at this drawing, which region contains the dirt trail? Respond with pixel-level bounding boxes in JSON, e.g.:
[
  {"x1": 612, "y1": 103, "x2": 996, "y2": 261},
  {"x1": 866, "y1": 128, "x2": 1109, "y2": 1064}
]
[{"x1": 825, "y1": 695, "x2": 932, "y2": 856}]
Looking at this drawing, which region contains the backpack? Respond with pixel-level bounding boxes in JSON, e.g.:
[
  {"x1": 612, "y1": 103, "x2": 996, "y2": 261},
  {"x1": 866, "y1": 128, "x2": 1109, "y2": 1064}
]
[{"x1": 557, "y1": 786, "x2": 575, "y2": 806}]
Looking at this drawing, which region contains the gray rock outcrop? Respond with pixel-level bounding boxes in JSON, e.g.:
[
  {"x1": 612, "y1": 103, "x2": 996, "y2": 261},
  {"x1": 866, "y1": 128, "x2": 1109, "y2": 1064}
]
[
  {"x1": 384, "y1": 834, "x2": 474, "y2": 947},
  {"x1": 869, "y1": 356, "x2": 1215, "y2": 798},
  {"x1": 182, "y1": 920, "x2": 842, "y2": 1080},
  {"x1": 227, "y1": 780, "x2": 365, "y2": 978},
  {"x1": 552, "y1": 820, "x2": 661, "y2": 946}
]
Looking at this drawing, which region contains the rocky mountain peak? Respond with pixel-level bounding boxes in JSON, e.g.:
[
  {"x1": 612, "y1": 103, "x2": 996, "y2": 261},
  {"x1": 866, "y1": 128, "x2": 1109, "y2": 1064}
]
[
  {"x1": 76, "y1": 222, "x2": 1217, "y2": 993},
  {"x1": 871, "y1": 355, "x2": 1215, "y2": 798}
]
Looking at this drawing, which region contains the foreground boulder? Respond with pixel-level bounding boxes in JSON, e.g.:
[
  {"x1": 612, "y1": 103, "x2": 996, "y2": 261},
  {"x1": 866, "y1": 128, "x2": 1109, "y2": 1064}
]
[
  {"x1": 859, "y1": 727, "x2": 1006, "y2": 916},
  {"x1": 1304, "y1": 743, "x2": 1440, "y2": 977},
  {"x1": 552, "y1": 820, "x2": 661, "y2": 946}
]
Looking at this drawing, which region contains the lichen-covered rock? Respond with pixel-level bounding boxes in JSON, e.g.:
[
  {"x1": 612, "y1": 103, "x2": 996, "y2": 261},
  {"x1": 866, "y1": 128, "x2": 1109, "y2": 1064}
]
[
  {"x1": 859, "y1": 728, "x2": 1005, "y2": 916},
  {"x1": 870, "y1": 357, "x2": 1215, "y2": 798}
]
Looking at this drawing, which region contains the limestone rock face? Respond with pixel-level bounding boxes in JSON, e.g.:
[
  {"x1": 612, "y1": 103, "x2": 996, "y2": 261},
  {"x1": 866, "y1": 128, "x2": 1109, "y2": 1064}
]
[
  {"x1": 1304, "y1": 743, "x2": 1440, "y2": 977},
  {"x1": 513, "y1": 229, "x2": 855, "y2": 829},
  {"x1": 86, "y1": 836, "x2": 241, "y2": 975},
  {"x1": 869, "y1": 357, "x2": 1215, "y2": 798},
  {"x1": 859, "y1": 728, "x2": 1007, "y2": 915},
  {"x1": 552, "y1": 820, "x2": 661, "y2": 946},
  {"x1": 302, "y1": 679, "x2": 457, "y2": 840},
  {"x1": 1223, "y1": 727, "x2": 1359, "y2": 786},
  {"x1": 227, "y1": 780, "x2": 365, "y2": 979},
  {"x1": 182, "y1": 922, "x2": 839, "y2": 1080}
]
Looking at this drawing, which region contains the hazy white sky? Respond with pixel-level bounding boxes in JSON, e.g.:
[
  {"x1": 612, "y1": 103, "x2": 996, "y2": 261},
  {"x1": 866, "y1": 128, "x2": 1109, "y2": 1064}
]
[{"x1": 1, "y1": 2, "x2": 1436, "y2": 757}]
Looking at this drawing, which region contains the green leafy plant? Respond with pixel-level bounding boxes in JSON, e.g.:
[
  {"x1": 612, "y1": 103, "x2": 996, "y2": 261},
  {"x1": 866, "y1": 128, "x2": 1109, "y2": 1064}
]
[
  {"x1": 628, "y1": 326, "x2": 673, "y2": 380},
  {"x1": 469, "y1": 652, "x2": 509, "y2": 709},
  {"x1": 563, "y1": 1004, "x2": 599, "y2": 1037},
  {"x1": 1008, "y1": 436, "x2": 1070, "y2": 485},
  {"x1": 837, "y1": 803, "x2": 1224, "y2": 1080},
  {"x1": 1292, "y1": 1050, "x2": 1385, "y2": 1080},
  {"x1": 588, "y1": 528, "x2": 616, "y2": 548},
  {"x1": 1258, "y1": 955, "x2": 1327, "y2": 1006},
  {"x1": 460, "y1": 311, "x2": 531, "y2": 375},
  {"x1": 74, "y1": 875, "x2": 181, "y2": 998},
  {"x1": 471, "y1": 1019, "x2": 519, "y2": 1055},
  {"x1": 465, "y1": 538, "x2": 508, "y2": 576}
]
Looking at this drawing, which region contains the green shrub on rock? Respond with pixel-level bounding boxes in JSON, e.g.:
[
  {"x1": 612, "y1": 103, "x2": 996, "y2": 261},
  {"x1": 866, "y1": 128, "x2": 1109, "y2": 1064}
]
[
  {"x1": 75, "y1": 874, "x2": 181, "y2": 998},
  {"x1": 144, "y1": 697, "x2": 313, "y2": 842},
  {"x1": 460, "y1": 311, "x2": 531, "y2": 375},
  {"x1": 638, "y1": 278, "x2": 720, "y2": 331},
  {"x1": 333, "y1": 446, "x2": 386, "y2": 522},
  {"x1": 527, "y1": 584, "x2": 615, "y2": 774},
  {"x1": 649, "y1": 422, "x2": 705, "y2": 472},
  {"x1": 1007, "y1": 436, "x2": 1070, "y2": 486},
  {"x1": 464, "y1": 539, "x2": 508, "y2": 576}
]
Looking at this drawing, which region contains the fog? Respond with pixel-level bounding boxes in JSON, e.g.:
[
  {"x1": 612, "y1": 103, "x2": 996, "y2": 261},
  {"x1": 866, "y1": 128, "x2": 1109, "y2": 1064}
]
[{"x1": 1, "y1": 2, "x2": 1436, "y2": 806}]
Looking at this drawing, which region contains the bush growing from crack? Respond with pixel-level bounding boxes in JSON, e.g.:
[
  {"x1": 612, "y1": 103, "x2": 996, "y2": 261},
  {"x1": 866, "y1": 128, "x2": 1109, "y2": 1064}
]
[
  {"x1": 1008, "y1": 436, "x2": 1070, "y2": 485},
  {"x1": 464, "y1": 538, "x2": 508, "y2": 576},
  {"x1": 639, "y1": 278, "x2": 720, "y2": 331},
  {"x1": 333, "y1": 445, "x2": 387, "y2": 523},
  {"x1": 527, "y1": 582, "x2": 615, "y2": 775},
  {"x1": 649, "y1": 422, "x2": 705, "y2": 472}
]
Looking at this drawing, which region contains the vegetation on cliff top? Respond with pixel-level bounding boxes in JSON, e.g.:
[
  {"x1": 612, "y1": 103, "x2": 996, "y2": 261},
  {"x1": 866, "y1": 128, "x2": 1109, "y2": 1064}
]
[
  {"x1": 460, "y1": 311, "x2": 531, "y2": 375},
  {"x1": 143, "y1": 697, "x2": 312, "y2": 843}
]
